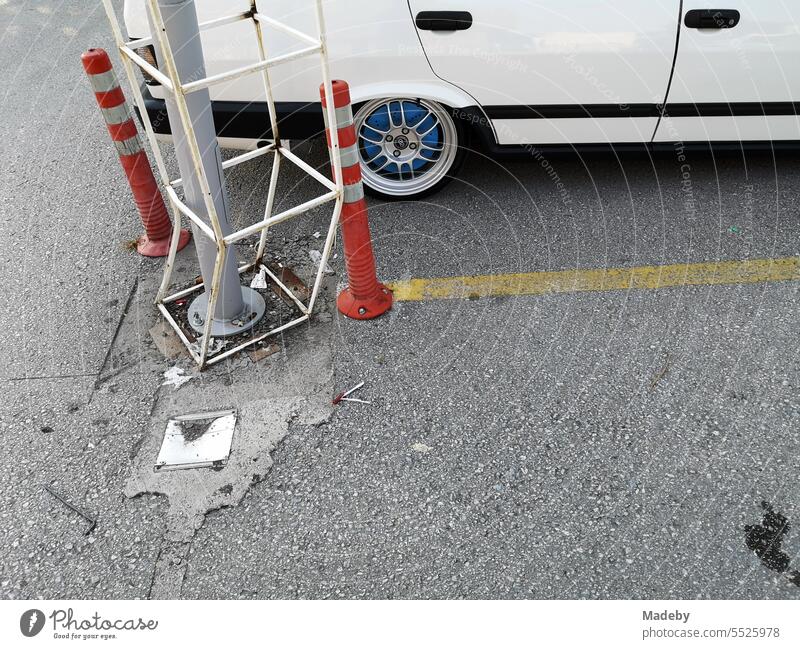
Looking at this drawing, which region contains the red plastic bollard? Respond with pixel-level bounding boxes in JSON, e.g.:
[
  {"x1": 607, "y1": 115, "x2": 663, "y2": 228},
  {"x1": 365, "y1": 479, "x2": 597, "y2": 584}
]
[
  {"x1": 320, "y1": 80, "x2": 392, "y2": 319},
  {"x1": 81, "y1": 48, "x2": 190, "y2": 258}
]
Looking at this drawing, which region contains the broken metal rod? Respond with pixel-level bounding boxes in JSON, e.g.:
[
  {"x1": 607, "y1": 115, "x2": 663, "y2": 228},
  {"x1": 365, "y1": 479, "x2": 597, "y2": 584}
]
[
  {"x1": 42, "y1": 484, "x2": 97, "y2": 535},
  {"x1": 333, "y1": 381, "x2": 365, "y2": 404}
]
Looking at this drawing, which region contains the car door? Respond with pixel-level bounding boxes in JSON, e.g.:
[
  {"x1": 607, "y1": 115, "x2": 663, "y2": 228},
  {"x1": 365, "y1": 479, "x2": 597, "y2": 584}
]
[
  {"x1": 408, "y1": 0, "x2": 681, "y2": 145},
  {"x1": 654, "y1": 1, "x2": 800, "y2": 144}
]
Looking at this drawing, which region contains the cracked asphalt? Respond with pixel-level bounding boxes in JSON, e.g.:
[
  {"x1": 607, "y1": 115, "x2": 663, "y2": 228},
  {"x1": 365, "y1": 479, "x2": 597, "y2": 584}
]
[{"x1": 2, "y1": 0, "x2": 800, "y2": 600}]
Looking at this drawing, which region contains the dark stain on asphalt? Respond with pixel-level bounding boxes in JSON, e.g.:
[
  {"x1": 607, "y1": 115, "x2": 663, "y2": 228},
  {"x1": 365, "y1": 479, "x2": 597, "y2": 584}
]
[{"x1": 744, "y1": 501, "x2": 800, "y2": 587}]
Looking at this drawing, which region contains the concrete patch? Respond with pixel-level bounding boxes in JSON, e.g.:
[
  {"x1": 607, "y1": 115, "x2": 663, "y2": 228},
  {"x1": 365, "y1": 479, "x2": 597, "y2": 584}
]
[
  {"x1": 130, "y1": 391, "x2": 330, "y2": 598},
  {"x1": 126, "y1": 393, "x2": 331, "y2": 544},
  {"x1": 125, "y1": 280, "x2": 337, "y2": 597}
]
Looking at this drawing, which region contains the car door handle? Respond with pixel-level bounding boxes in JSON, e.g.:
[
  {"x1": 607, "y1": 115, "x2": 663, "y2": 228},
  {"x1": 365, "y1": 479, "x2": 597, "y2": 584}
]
[
  {"x1": 684, "y1": 9, "x2": 740, "y2": 29},
  {"x1": 415, "y1": 11, "x2": 473, "y2": 31}
]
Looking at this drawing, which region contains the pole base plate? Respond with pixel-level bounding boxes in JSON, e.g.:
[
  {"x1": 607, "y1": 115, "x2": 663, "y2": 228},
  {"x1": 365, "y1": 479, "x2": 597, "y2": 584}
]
[
  {"x1": 137, "y1": 228, "x2": 192, "y2": 258},
  {"x1": 337, "y1": 284, "x2": 393, "y2": 320},
  {"x1": 188, "y1": 286, "x2": 266, "y2": 337}
]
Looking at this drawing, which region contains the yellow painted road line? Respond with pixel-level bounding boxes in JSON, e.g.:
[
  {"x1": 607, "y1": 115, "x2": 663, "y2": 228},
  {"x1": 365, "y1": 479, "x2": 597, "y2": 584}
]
[{"x1": 388, "y1": 257, "x2": 800, "y2": 302}]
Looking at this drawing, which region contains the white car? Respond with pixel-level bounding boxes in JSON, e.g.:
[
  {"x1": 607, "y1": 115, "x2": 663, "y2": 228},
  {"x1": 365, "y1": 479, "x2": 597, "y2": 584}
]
[{"x1": 125, "y1": 0, "x2": 800, "y2": 199}]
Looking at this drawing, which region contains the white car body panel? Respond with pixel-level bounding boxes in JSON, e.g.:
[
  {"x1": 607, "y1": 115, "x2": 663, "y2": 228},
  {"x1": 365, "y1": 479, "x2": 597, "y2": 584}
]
[
  {"x1": 493, "y1": 117, "x2": 658, "y2": 146},
  {"x1": 656, "y1": 115, "x2": 800, "y2": 144},
  {"x1": 409, "y1": 0, "x2": 681, "y2": 144},
  {"x1": 124, "y1": 0, "x2": 478, "y2": 108},
  {"x1": 124, "y1": 0, "x2": 800, "y2": 151},
  {"x1": 654, "y1": 0, "x2": 800, "y2": 142}
]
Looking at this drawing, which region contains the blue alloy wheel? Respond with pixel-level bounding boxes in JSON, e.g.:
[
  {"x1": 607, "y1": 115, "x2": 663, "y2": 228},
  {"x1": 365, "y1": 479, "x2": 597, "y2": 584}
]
[{"x1": 353, "y1": 98, "x2": 460, "y2": 198}]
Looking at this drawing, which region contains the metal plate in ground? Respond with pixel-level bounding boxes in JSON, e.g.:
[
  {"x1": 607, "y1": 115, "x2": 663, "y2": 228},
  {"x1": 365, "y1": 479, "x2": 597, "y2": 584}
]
[{"x1": 154, "y1": 410, "x2": 237, "y2": 472}]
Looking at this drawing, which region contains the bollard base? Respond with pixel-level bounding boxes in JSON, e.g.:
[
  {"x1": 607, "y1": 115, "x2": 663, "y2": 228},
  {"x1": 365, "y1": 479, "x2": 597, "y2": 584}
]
[
  {"x1": 137, "y1": 228, "x2": 192, "y2": 258},
  {"x1": 188, "y1": 286, "x2": 266, "y2": 337},
  {"x1": 337, "y1": 284, "x2": 393, "y2": 320}
]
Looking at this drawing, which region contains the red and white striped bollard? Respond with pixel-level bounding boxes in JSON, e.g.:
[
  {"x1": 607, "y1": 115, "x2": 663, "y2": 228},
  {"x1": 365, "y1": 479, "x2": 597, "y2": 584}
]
[
  {"x1": 320, "y1": 80, "x2": 392, "y2": 319},
  {"x1": 81, "y1": 48, "x2": 190, "y2": 258}
]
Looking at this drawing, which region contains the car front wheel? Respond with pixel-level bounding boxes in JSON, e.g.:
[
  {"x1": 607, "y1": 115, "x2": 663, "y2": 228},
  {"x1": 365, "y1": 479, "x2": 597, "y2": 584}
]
[{"x1": 353, "y1": 98, "x2": 465, "y2": 200}]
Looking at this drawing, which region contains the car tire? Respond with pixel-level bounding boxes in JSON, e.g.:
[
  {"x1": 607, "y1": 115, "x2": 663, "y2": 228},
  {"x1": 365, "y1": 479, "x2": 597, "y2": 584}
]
[{"x1": 352, "y1": 98, "x2": 467, "y2": 200}]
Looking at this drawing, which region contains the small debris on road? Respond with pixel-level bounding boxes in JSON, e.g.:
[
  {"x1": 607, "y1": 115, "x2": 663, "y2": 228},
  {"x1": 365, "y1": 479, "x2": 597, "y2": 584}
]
[
  {"x1": 340, "y1": 397, "x2": 371, "y2": 404},
  {"x1": 42, "y1": 484, "x2": 97, "y2": 535},
  {"x1": 250, "y1": 265, "x2": 268, "y2": 289},
  {"x1": 333, "y1": 381, "x2": 365, "y2": 404},
  {"x1": 266, "y1": 263, "x2": 311, "y2": 304},
  {"x1": 149, "y1": 321, "x2": 186, "y2": 360},
  {"x1": 309, "y1": 249, "x2": 334, "y2": 275},
  {"x1": 248, "y1": 342, "x2": 280, "y2": 363},
  {"x1": 411, "y1": 442, "x2": 432, "y2": 454},
  {"x1": 162, "y1": 366, "x2": 194, "y2": 389},
  {"x1": 649, "y1": 351, "x2": 672, "y2": 391},
  {"x1": 188, "y1": 337, "x2": 226, "y2": 357}
]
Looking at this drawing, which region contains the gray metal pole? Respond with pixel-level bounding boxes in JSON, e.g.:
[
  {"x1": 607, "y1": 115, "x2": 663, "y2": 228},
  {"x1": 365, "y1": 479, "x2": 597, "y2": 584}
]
[{"x1": 150, "y1": 0, "x2": 264, "y2": 336}]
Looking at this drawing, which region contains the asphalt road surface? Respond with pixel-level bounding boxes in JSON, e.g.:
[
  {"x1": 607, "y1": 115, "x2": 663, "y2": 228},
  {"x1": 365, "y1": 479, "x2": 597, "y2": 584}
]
[{"x1": 1, "y1": 1, "x2": 799, "y2": 599}]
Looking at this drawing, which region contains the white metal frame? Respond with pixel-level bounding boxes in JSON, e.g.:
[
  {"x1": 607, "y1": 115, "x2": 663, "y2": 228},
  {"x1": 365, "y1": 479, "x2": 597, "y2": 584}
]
[{"x1": 101, "y1": 0, "x2": 343, "y2": 368}]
